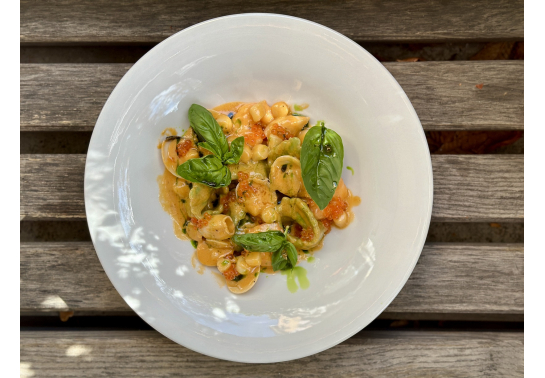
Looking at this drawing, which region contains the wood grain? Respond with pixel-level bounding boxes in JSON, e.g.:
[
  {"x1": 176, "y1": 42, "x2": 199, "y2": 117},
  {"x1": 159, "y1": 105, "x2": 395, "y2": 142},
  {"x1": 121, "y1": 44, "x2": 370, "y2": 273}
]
[
  {"x1": 20, "y1": 154, "x2": 524, "y2": 222},
  {"x1": 20, "y1": 242, "x2": 523, "y2": 319},
  {"x1": 20, "y1": 155, "x2": 86, "y2": 221},
  {"x1": 20, "y1": 330, "x2": 523, "y2": 377},
  {"x1": 387, "y1": 62, "x2": 523, "y2": 131},
  {"x1": 431, "y1": 155, "x2": 523, "y2": 222},
  {"x1": 20, "y1": 62, "x2": 524, "y2": 132},
  {"x1": 20, "y1": 0, "x2": 523, "y2": 44}
]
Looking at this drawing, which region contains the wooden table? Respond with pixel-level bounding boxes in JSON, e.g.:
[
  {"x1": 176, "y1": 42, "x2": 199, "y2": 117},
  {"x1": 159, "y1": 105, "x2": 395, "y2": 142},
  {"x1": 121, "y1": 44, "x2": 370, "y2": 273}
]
[{"x1": 20, "y1": 1, "x2": 524, "y2": 376}]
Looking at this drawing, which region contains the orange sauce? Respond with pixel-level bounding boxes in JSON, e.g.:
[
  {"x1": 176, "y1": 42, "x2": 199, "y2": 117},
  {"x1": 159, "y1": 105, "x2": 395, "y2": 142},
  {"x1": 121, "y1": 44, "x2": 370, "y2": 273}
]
[{"x1": 157, "y1": 169, "x2": 188, "y2": 241}]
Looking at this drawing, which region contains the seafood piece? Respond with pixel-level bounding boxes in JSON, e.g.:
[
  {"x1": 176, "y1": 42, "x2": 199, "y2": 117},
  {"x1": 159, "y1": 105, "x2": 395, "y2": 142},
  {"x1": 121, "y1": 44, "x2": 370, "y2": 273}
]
[{"x1": 236, "y1": 177, "x2": 277, "y2": 217}]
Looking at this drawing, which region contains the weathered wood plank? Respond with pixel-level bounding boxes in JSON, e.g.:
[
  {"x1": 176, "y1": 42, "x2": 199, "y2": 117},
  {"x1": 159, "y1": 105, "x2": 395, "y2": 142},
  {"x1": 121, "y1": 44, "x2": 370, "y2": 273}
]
[
  {"x1": 387, "y1": 62, "x2": 523, "y2": 131},
  {"x1": 20, "y1": 62, "x2": 524, "y2": 132},
  {"x1": 431, "y1": 155, "x2": 523, "y2": 222},
  {"x1": 20, "y1": 155, "x2": 85, "y2": 221},
  {"x1": 20, "y1": 242, "x2": 523, "y2": 319},
  {"x1": 20, "y1": 154, "x2": 524, "y2": 221},
  {"x1": 21, "y1": 0, "x2": 523, "y2": 44},
  {"x1": 20, "y1": 330, "x2": 523, "y2": 377},
  {"x1": 386, "y1": 244, "x2": 523, "y2": 317}
]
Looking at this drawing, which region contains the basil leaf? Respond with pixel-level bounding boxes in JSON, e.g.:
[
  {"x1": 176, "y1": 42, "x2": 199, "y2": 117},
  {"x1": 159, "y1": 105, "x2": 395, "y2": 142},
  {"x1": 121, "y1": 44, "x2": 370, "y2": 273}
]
[
  {"x1": 223, "y1": 136, "x2": 245, "y2": 165},
  {"x1": 177, "y1": 155, "x2": 231, "y2": 188},
  {"x1": 198, "y1": 142, "x2": 219, "y2": 156},
  {"x1": 232, "y1": 231, "x2": 286, "y2": 252},
  {"x1": 188, "y1": 104, "x2": 229, "y2": 159},
  {"x1": 284, "y1": 241, "x2": 298, "y2": 267},
  {"x1": 270, "y1": 242, "x2": 298, "y2": 272},
  {"x1": 271, "y1": 249, "x2": 288, "y2": 271},
  {"x1": 300, "y1": 124, "x2": 344, "y2": 210}
]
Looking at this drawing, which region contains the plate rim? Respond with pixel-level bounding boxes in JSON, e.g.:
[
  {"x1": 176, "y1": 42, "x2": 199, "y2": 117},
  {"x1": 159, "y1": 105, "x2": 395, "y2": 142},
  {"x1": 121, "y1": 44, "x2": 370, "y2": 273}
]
[{"x1": 84, "y1": 12, "x2": 434, "y2": 363}]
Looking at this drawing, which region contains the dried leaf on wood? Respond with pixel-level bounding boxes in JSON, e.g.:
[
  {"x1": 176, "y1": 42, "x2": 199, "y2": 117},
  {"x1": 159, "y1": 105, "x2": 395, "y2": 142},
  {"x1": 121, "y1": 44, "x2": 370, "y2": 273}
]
[
  {"x1": 470, "y1": 42, "x2": 515, "y2": 60},
  {"x1": 396, "y1": 57, "x2": 425, "y2": 62}
]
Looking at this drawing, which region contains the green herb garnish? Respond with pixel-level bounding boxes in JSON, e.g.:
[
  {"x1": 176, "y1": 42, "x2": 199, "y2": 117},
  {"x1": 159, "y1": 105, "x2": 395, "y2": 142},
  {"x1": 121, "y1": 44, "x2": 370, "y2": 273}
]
[
  {"x1": 232, "y1": 230, "x2": 298, "y2": 272},
  {"x1": 232, "y1": 274, "x2": 244, "y2": 282},
  {"x1": 190, "y1": 240, "x2": 198, "y2": 248},
  {"x1": 176, "y1": 104, "x2": 244, "y2": 187},
  {"x1": 300, "y1": 122, "x2": 344, "y2": 210},
  {"x1": 347, "y1": 166, "x2": 354, "y2": 175},
  {"x1": 223, "y1": 136, "x2": 245, "y2": 165},
  {"x1": 232, "y1": 231, "x2": 286, "y2": 253},
  {"x1": 177, "y1": 154, "x2": 231, "y2": 188},
  {"x1": 188, "y1": 104, "x2": 229, "y2": 158}
]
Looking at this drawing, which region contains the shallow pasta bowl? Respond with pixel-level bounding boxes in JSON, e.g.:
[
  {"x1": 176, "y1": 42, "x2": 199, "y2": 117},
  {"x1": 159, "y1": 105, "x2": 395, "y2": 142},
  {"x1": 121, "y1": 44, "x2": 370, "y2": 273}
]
[{"x1": 85, "y1": 14, "x2": 433, "y2": 363}]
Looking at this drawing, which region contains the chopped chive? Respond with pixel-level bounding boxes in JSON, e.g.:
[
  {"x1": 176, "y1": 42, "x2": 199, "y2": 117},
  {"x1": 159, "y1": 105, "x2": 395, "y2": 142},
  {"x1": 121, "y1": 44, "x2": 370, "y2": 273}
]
[
  {"x1": 190, "y1": 240, "x2": 198, "y2": 248},
  {"x1": 347, "y1": 166, "x2": 355, "y2": 175}
]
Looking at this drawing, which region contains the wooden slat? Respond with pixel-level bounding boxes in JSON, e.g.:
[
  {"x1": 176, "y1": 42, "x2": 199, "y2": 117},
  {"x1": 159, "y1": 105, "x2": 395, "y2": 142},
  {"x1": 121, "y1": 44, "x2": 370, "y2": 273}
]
[
  {"x1": 21, "y1": 0, "x2": 523, "y2": 44},
  {"x1": 20, "y1": 154, "x2": 524, "y2": 222},
  {"x1": 20, "y1": 62, "x2": 524, "y2": 132},
  {"x1": 20, "y1": 242, "x2": 523, "y2": 320},
  {"x1": 20, "y1": 155, "x2": 85, "y2": 221},
  {"x1": 20, "y1": 330, "x2": 523, "y2": 377},
  {"x1": 431, "y1": 155, "x2": 523, "y2": 222},
  {"x1": 388, "y1": 62, "x2": 523, "y2": 131}
]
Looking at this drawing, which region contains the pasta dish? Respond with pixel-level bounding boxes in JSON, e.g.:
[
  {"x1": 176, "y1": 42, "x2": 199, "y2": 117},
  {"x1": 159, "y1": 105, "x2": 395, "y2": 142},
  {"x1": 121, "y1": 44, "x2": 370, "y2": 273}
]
[{"x1": 158, "y1": 101, "x2": 360, "y2": 293}]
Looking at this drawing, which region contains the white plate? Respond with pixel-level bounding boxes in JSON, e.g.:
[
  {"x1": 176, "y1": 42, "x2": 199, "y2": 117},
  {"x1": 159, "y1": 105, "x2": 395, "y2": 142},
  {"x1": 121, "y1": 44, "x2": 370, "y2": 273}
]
[{"x1": 85, "y1": 14, "x2": 432, "y2": 363}]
